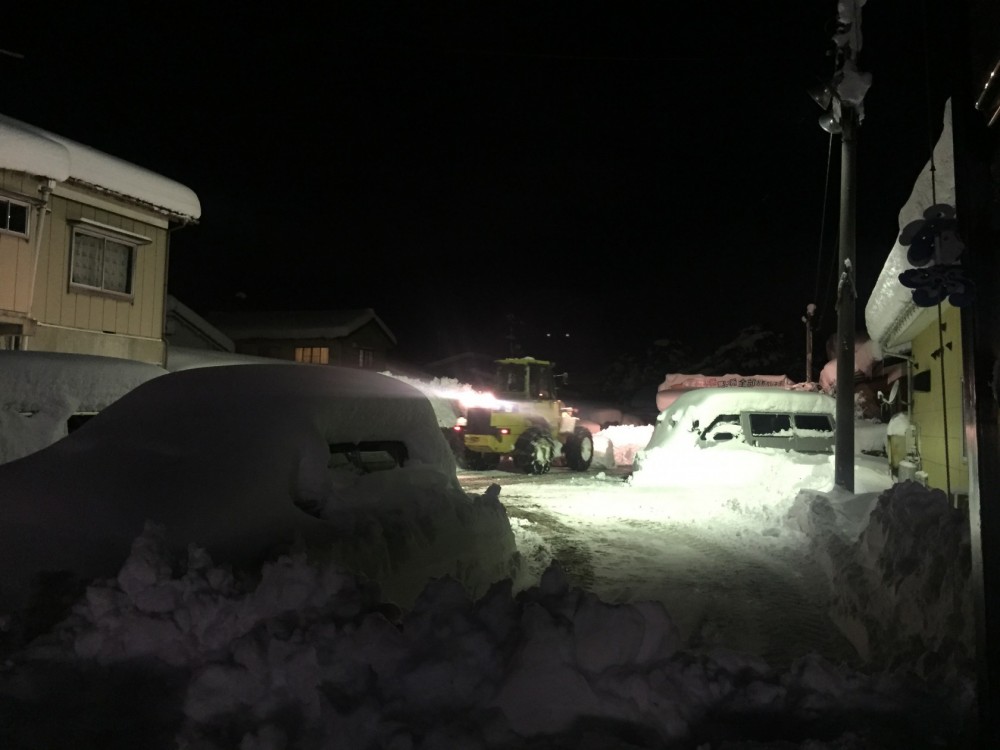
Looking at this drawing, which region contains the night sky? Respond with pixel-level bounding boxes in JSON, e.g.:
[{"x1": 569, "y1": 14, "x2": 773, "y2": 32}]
[{"x1": 3, "y1": 1, "x2": 956, "y2": 370}]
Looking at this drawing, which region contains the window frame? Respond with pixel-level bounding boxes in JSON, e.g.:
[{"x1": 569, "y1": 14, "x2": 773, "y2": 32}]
[
  {"x1": 357, "y1": 347, "x2": 374, "y2": 368},
  {"x1": 699, "y1": 413, "x2": 743, "y2": 443},
  {"x1": 295, "y1": 346, "x2": 330, "y2": 364},
  {"x1": 0, "y1": 196, "x2": 30, "y2": 238},
  {"x1": 68, "y1": 223, "x2": 146, "y2": 299},
  {"x1": 739, "y1": 411, "x2": 835, "y2": 453}
]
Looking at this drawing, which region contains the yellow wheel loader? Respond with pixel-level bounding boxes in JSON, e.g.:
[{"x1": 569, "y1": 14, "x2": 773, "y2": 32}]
[{"x1": 457, "y1": 356, "x2": 594, "y2": 474}]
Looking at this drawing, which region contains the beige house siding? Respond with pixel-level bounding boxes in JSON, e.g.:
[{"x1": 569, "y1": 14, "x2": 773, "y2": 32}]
[
  {"x1": 909, "y1": 304, "x2": 968, "y2": 496},
  {"x1": 1, "y1": 114, "x2": 200, "y2": 362},
  {"x1": 0, "y1": 169, "x2": 44, "y2": 317},
  {"x1": 2, "y1": 177, "x2": 171, "y2": 365}
]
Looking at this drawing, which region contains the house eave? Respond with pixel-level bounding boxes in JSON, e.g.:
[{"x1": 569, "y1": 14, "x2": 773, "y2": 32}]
[{"x1": 67, "y1": 178, "x2": 200, "y2": 224}]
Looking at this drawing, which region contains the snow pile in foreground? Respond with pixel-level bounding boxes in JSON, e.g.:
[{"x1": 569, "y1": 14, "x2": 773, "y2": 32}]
[
  {"x1": 0, "y1": 517, "x2": 973, "y2": 749},
  {"x1": 788, "y1": 482, "x2": 975, "y2": 684},
  {"x1": 316, "y1": 473, "x2": 521, "y2": 609}
]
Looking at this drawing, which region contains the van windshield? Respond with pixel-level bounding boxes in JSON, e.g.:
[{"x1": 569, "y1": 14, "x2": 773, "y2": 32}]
[{"x1": 700, "y1": 414, "x2": 741, "y2": 442}]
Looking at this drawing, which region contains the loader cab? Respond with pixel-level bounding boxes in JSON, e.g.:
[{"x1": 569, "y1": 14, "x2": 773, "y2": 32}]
[{"x1": 495, "y1": 357, "x2": 558, "y2": 401}]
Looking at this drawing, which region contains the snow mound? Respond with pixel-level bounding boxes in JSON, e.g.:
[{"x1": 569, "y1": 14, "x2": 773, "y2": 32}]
[
  {"x1": 0, "y1": 528, "x2": 971, "y2": 749},
  {"x1": 592, "y1": 424, "x2": 653, "y2": 468},
  {"x1": 789, "y1": 482, "x2": 975, "y2": 683}
]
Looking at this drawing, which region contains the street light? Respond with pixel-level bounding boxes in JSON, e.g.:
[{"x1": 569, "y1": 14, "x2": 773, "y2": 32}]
[{"x1": 818, "y1": 110, "x2": 843, "y2": 135}]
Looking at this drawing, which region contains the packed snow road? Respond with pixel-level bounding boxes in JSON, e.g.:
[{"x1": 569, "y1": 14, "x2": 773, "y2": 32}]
[{"x1": 457, "y1": 464, "x2": 861, "y2": 669}]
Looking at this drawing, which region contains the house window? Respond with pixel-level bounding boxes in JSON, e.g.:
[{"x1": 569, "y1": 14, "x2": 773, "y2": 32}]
[
  {"x1": 295, "y1": 346, "x2": 329, "y2": 364},
  {"x1": 358, "y1": 348, "x2": 374, "y2": 368},
  {"x1": 1, "y1": 198, "x2": 29, "y2": 237},
  {"x1": 70, "y1": 228, "x2": 136, "y2": 296}
]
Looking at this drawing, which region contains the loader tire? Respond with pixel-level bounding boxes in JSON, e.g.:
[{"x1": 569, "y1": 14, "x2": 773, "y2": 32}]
[
  {"x1": 513, "y1": 428, "x2": 555, "y2": 475},
  {"x1": 564, "y1": 426, "x2": 594, "y2": 471}
]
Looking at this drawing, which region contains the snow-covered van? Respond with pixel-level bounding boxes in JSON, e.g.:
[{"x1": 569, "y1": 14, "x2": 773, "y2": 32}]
[
  {"x1": 646, "y1": 387, "x2": 836, "y2": 452},
  {"x1": 631, "y1": 387, "x2": 837, "y2": 486}
]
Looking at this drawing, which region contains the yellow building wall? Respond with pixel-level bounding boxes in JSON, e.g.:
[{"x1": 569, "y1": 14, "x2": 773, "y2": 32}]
[{"x1": 909, "y1": 303, "x2": 968, "y2": 497}]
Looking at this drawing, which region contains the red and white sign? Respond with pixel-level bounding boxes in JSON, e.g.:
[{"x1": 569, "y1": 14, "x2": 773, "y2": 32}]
[{"x1": 655, "y1": 373, "x2": 796, "y2": 412}]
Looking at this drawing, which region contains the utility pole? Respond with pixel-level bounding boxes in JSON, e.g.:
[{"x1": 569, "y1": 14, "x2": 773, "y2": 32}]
[
  {"x1": 834, "y1": 108, "x2": 858, "y2": 491},
  {"x1": 802, "y1": 303, "x2": 817, "y2": 384},
  {"x1": 809, "y1": 0, "x2": 870, "y2": 492}
]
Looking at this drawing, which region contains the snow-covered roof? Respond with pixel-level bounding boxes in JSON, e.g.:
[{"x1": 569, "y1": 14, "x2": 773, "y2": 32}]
[
  {"x1": 0, "y1": 113, "x2": 201, "y2": 221},
  {"x1": 865, "y1": 99, "x2": 954, "y2": 350},
  {"x1": 208, "y1": 308, "x2": 397, "y2": 345},
  {"x1": 165, "y1": 295, "x2": 234, "y2": 353}
]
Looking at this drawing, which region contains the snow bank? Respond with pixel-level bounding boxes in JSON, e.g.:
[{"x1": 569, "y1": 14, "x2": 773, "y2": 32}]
[
  {"x1": 1, "y1": 529, "x2": 971, "y2": 749},
  {"x1": 788, "y1": 482, "x2": 975, "y2": 684},
  {"x1": 592, "y1": 424, "x2": 653, "y2": 468}
]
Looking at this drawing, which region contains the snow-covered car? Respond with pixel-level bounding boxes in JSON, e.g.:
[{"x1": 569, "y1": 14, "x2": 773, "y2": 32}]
[
  {"x1": 0, "y1": 350, "x2": 168, "y2": 464},
  {"x1": 629, "y1": 387, "x2": 890, "y2": 491},
  {"x1": 0, "y1": 364, "x2": 518, "y2": 621}
]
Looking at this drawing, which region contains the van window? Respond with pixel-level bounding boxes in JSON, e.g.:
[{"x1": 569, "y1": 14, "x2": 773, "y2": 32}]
[
  {"x1": 790, "y1": 413, "x2": 835, "y2": 452},
  {"x1": 748, "y1": 413, "x2": 792, "y2": 437},
  {"x1": 741, "y1": 411, "x2": 834, "y2": 453},
  {"x1": 794, "y1": 414, "x2": 834, "y2": 433}
]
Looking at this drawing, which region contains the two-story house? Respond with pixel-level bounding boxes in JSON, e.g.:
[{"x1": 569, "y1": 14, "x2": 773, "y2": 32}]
[{"x1": 0, "y1": 113, "x2": 200, "y2": 365}]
